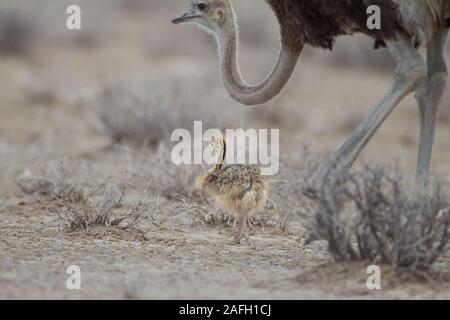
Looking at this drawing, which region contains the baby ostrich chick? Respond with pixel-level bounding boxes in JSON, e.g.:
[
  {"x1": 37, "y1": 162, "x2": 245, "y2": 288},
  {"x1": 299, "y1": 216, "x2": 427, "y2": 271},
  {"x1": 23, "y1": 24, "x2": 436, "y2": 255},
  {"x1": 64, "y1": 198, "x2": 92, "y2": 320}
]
[{"x1": 197, "y1": 138, "x2": 267, "y2": 245}]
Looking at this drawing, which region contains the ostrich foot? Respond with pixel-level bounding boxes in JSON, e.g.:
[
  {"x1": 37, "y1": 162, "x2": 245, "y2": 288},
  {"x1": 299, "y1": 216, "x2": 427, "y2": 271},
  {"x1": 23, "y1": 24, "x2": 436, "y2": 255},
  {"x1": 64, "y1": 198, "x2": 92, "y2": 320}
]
[
  {"x1": 231, "y1": 232, "x2": 255, "y2": 248},
  {"x1": 232, "y1": 233, "x2": 241, "y2": 245}
]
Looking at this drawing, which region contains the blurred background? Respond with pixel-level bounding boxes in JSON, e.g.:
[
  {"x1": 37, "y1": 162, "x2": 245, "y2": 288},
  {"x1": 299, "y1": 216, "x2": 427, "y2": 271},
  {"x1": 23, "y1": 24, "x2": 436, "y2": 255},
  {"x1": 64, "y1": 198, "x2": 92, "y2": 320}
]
[
  {"x1": 1, "y1": 0, "x2": 450, "y2": 182},
  {"x1": 1, "y1": 0, "x2": 450, "y2": 300}
]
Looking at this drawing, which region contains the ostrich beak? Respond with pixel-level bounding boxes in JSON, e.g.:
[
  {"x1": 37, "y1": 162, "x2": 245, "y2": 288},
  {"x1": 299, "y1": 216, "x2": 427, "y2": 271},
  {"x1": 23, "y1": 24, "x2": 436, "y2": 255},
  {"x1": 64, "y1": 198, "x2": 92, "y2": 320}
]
[{"x1": 172, "y1": 11, "x2": 200, "y2": 24}]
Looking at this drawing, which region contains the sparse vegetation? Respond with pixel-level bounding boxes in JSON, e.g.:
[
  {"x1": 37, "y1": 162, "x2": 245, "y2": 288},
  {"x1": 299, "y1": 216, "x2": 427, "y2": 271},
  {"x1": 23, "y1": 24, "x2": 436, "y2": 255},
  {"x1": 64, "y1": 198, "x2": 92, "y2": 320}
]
[
  {"x1": 3, "y1": 0, "x2": 450, "y2": 299},
  {"x1": 124, "y1": 145, "x2": 205, "y2": 201},
  {"x1": 17, "y1": 159, "x2": 158, "y2": 240}
]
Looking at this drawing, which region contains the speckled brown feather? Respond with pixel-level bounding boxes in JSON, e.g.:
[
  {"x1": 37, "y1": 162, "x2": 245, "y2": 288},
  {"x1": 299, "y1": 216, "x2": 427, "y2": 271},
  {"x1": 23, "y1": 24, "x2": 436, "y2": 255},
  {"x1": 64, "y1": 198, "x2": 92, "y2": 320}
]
[
  {"x1": 266, "y1": 0, "x2": 406, "y2": 50},
  {"x1": 201, "y1": 165, "x2": 261, "y2": 194},
  {"x1": 198, "y1": 164, "x2": 267, "y2": 216}
]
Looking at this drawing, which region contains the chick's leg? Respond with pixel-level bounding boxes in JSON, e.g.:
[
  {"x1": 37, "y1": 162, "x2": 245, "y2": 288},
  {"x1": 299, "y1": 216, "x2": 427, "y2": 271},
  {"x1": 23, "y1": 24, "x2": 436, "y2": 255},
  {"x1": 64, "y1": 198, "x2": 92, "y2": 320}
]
[
  {"x1": 233, "y1": 216, "x2": 244, "y2": 244},
  {"x1": 241, "y1": 214, "x2": 255, "y2": 248}
]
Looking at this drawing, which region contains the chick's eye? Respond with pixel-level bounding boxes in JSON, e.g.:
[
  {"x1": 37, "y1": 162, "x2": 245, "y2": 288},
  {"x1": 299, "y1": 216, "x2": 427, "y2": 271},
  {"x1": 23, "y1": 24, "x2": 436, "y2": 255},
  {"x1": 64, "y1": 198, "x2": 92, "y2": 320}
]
[{"x1": 197, "y1": 3, "x2": 207, "y2": 11}]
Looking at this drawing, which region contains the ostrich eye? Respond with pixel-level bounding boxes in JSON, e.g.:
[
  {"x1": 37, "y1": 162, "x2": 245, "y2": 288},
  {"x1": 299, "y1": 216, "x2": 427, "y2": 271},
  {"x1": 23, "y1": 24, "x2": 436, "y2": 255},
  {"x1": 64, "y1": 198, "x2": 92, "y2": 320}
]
[{"x1": 197, "y1": 3, "x2": 208, "y2": 11}]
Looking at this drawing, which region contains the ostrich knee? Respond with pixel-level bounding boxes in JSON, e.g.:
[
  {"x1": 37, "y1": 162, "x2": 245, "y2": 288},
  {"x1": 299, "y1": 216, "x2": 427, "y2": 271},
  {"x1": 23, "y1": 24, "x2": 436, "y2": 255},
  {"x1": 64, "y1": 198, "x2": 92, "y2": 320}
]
[{"x1": 393, "y1": 55, "x2": 427, "y2": 93}]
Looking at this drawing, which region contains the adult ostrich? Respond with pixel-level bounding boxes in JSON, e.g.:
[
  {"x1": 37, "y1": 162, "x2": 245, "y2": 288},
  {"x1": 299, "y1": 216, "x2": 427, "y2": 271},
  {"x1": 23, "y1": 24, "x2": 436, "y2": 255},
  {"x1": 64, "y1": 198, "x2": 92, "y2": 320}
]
[{"x1": 172, "y1": 0, "x2": 450, "y2": 189}]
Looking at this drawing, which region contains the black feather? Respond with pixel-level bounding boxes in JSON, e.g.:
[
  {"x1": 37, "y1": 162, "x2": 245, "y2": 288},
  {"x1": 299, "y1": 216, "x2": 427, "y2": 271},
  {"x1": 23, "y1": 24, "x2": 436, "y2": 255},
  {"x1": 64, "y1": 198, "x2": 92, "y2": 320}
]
[{"x1": 266, "y1": 0, "x2": 405, "y2": 51}]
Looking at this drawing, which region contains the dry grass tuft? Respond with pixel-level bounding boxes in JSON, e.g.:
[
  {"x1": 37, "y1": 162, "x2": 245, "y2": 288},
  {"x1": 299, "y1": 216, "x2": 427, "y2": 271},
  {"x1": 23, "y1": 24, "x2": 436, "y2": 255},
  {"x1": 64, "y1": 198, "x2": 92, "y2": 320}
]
[
  {"x1": 17, "y1": 158, "x2": 85, "y2": 204},
  {"x1": 45, "y1": 178, "x2": 155, "y2": 240},
  {"x1": 259, "y1": 149, "x2": 326, "y2": 233}
]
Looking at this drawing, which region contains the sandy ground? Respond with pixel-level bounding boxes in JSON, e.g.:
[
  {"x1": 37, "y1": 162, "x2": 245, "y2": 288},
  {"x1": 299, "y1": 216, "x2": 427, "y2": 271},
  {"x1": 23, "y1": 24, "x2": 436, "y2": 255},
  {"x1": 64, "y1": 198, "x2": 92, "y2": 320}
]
[{"x1": 1, "y1": 2, "x2": 450, "y2": 299}]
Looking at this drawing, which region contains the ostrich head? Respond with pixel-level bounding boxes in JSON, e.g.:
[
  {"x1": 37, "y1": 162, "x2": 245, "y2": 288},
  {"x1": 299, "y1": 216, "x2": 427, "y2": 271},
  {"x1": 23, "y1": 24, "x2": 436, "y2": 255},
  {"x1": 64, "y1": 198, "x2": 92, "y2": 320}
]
[{"x1": 172, "y1": 0, "x2": 303, "y2": 106}]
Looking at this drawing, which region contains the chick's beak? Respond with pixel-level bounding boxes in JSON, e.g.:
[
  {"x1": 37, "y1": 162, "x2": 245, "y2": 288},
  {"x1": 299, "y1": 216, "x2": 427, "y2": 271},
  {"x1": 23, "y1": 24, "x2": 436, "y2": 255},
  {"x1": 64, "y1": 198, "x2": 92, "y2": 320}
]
[{"x1": 172, "y1": 11, "x2": 200, "y2": 24}]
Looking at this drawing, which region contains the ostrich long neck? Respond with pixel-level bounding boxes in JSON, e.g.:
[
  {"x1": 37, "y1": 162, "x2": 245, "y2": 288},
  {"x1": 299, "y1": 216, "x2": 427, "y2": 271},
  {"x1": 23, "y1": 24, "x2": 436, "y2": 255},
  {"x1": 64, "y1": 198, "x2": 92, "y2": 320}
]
[{"x1": 216, "y1": 15, "x2": 302, "y2": 106}]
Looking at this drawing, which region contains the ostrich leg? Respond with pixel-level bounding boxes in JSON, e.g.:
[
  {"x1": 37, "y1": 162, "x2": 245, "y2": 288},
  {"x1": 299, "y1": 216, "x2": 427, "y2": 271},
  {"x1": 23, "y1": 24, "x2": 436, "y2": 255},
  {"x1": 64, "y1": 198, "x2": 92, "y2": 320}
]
[
  {"x1": 330, "y1": 33, "x2": 426, "y2": 175},
  {"x1": 415, "y1": 29, "x2": 449, "y2": 190}
]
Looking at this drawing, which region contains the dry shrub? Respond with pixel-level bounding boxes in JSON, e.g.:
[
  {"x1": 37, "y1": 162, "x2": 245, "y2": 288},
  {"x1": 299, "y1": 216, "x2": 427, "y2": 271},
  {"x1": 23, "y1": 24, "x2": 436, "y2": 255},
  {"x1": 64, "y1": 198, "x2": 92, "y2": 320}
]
[
  {"x1": 234, "y1": 0, "x2": 278, "y2": 48},
  {"x1": 261, "y1": 153, "x2": 319, "y2": 232},
  {"x1": 303, "y1": 161, "x2": 450, "y2": 271},
  {"x1": 127, "y1": 146, "x2": 267, "y2": 228},
  {"x1": 330, "y1": 35, "x2": 394, "y2": 70},
  {"x1": 17, "y1": 158, "x2": 159, "y2": 240},
  {"x1": 0, "y1": 10, "x2": 34, "y2": 55},
  {"x1": 122, "y1": 145, "x2": 205, "y2": 202},
  {"x1": 94, "y1": 75, "x2": 245, "y2": 147}
]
